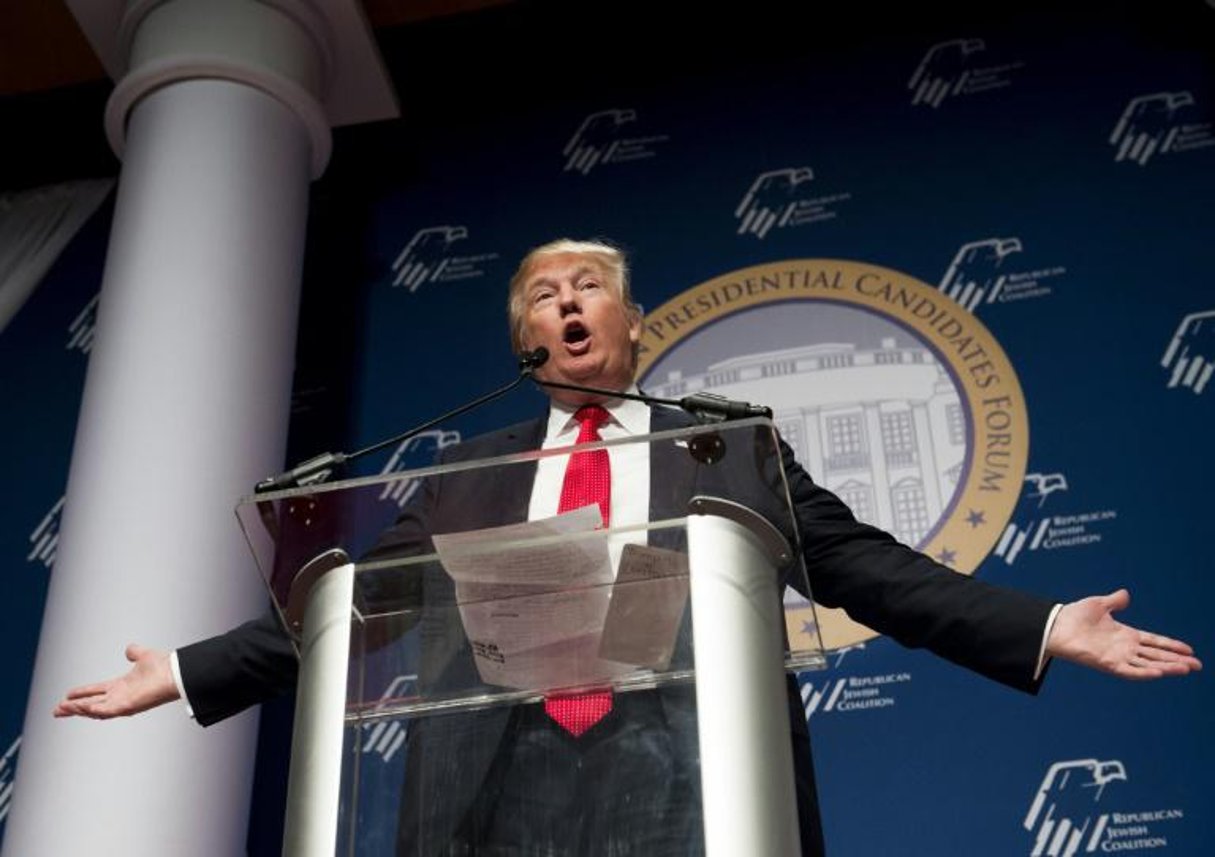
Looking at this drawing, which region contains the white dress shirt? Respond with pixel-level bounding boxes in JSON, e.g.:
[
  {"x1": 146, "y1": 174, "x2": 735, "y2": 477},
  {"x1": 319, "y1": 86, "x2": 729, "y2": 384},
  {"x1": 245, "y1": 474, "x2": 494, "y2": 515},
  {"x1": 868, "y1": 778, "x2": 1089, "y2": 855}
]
[{"x1": 527, "y1": 390, "x2": 652, "y2": 574}]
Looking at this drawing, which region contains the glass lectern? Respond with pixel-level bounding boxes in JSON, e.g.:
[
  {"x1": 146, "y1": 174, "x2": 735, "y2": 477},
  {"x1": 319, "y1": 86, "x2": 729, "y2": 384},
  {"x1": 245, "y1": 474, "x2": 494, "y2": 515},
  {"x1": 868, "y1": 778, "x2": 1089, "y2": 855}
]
[{"x1": 236, "y1": 417, "x2": 825, "y2": 857}]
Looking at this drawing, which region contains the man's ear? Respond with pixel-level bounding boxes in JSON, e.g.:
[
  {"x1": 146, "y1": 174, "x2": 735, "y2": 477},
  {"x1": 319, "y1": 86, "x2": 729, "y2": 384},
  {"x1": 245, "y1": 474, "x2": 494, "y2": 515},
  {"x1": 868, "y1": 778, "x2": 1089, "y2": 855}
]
[{"x1": 627, "y1": 308, "x2": 643, "y2": 344}]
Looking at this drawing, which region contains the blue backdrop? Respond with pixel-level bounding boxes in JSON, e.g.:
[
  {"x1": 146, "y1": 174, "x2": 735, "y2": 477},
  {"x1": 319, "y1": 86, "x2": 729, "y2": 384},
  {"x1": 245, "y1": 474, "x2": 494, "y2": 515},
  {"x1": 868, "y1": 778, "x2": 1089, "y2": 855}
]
[{"x1": 3, "y1": 1, "x2": 1211, "y2": 854}]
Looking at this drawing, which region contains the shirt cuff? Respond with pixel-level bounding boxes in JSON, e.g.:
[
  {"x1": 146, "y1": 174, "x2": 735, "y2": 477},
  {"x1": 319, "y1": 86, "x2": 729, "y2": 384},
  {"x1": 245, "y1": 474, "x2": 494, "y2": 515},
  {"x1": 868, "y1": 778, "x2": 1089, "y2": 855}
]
[
  {"x1": 168, "y1": 650, "x2": 195, "y2": 720},
  {"x1": 1035, "y1": 603, "x2": 1065, "y2": 681}
]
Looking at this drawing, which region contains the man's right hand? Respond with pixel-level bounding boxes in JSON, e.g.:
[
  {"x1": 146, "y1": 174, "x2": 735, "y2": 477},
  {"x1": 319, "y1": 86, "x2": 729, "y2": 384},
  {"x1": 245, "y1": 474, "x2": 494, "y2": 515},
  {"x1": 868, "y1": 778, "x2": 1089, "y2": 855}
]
[{"x1": 53, "y1": 644, "x2": 180, "y2": 719}]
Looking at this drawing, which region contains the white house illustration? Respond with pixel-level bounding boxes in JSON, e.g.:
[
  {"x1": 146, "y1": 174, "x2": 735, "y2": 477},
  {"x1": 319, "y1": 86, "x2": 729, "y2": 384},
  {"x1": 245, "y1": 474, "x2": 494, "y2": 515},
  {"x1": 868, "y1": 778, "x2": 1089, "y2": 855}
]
[{"x1": 647, "y1": 337, "x2": 966, "y2": 548}]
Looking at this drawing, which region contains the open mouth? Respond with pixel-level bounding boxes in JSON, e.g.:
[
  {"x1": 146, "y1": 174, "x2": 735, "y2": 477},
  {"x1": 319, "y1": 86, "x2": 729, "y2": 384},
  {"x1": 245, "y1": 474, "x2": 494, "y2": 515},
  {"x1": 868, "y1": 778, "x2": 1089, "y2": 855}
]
[{"x1": 563, "y1": 321, "x2": 590, "y2": 351}]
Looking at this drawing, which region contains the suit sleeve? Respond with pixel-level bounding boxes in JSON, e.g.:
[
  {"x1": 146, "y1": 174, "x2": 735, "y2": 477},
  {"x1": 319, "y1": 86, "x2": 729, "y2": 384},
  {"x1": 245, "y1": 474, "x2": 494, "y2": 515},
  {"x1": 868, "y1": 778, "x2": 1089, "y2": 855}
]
[
  {"x1": 176, "y1": 610, "x2": 298, "y2": 727},
  {"x1": 176, "y1": 470, "x2": 442, "y2": 727},
  {"x1": 782, "y1": 439, "x2": 1055, "y2": 693}
]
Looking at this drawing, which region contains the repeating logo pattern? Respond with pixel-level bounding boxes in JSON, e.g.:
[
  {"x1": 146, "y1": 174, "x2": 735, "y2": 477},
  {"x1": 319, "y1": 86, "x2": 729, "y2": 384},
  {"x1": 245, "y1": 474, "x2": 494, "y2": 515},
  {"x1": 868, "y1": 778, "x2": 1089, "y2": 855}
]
[
  {"x1": 0, "y1": 735, "x2": 19, "y2": 825},
  {"x1": 799, "y1": 671, "x2": 911, "y2": 718},
  {"x1": 734, "y1": 168, "x2": 851, "y2": 239},
  {"x1": 909, "y1": 38, "x2": 987, "y2": 107},
  {"x1": 994, "y1": 473, "x2": 1116, "y2": 566},
  {"x1": 390, "y1": 227, "x2": 498, "y2": 292},
  {"x1": 66, "y1": 294, "x2": 99, "y2": 354},
  {"x1": 1024, "y1": 758, "x2": 1128, "y2": 856},
  {"x1": 562, "y1": 109, "x2": 669, "y2": 174},
  {"x1": 1109, "y1": 92, "x2": 1215, "y2": 165},
  {"x1": 360, "y1": 675, "x2": 416, "y2": 764},
  {"x1": 1160, "y1": 310, "x2": 1214, "y2": 394},
  {"x1": 908, "y1": 39, "x2": 1024, "y2": 108},
  {"x1": 938, "y1": 238, "x2": 1067, "y2": 311},
  {"x1": 994, "y1": 472, "x2": 1067, "y2": 564},
  {"x1": 26, "y1": 496, "x2": 65, "y2": 568},
  {"x1": 1023, "y1": 759, "x2": 1183, "y2": 855},
  {"x1": 377, "y1": 430, "x2": 462, "y2": 508},
  {"x1": 939, "y1": 238, "x2": 1022, "y2": 309}
]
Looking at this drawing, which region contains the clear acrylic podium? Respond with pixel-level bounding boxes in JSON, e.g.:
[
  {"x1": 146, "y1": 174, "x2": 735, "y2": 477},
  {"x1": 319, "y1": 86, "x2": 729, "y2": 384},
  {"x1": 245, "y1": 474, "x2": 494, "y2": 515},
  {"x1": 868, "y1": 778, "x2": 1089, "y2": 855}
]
[{"x1": 236, "y1": 417, "x2": 826, "y2": 857}]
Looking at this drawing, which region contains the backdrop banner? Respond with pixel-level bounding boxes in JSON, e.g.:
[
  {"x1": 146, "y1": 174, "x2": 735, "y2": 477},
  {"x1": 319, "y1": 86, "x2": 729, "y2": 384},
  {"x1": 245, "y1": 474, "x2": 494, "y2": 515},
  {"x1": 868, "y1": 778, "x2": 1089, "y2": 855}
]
[{"x1": 3, "y1": 3, "x2": 1211, "y2": 855}]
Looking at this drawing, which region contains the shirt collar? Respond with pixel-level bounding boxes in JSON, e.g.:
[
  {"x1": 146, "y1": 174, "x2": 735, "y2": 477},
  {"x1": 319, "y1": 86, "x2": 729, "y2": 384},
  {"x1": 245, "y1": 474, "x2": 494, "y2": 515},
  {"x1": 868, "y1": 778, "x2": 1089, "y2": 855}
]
[{"x1": 545, "y1": 385, "x2": 650, "y2": 440}]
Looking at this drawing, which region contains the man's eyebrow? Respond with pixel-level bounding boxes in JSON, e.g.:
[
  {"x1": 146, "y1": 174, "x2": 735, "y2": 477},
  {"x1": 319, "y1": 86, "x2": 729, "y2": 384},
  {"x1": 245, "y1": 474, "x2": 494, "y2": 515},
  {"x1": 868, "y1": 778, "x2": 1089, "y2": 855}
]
[{"x1": 527, "y1": 265, "x2": 602, "y2": 290}]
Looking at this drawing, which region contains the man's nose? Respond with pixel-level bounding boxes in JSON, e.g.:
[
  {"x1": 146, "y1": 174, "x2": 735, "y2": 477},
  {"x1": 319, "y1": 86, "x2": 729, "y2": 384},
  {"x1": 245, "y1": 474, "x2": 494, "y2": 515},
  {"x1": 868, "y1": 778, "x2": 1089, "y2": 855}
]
[{"x1": 557, "y1": 285, "x2": 581, "y2": 313}]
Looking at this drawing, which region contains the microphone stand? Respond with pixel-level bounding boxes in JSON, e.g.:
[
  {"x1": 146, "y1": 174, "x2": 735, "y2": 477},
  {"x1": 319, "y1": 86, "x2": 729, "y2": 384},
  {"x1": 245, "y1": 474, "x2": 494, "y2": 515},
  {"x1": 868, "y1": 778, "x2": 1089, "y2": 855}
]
[
  {"x1": 531, "y1": 378, "x2": 773, "y2": 423},
  {"x1": 531, "y1": 373, "x2": 773, "y2": 465},
  {"x1": 254, "y1": 351, "x2": 549, "y2": 493},
  {"x1": 253, "y1": 346, "x2": 773, "y2": 492}
]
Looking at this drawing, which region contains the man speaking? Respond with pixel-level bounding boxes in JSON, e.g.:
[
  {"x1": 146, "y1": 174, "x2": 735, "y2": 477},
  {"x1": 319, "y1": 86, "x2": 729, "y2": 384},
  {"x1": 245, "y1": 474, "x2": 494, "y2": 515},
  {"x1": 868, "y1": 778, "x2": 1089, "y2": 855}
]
[{"x1": 55, "y1": 238, "x2": 1201, "y2": 856}]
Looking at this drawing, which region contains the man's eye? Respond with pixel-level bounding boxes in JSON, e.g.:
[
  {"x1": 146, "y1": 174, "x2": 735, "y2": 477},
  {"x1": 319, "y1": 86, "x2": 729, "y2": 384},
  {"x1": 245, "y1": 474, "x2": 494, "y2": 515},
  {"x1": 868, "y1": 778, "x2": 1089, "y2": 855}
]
[
  {"x1": 578, "y1": 280, "x2": 602, "y2": 291},
  {"x1": 532, "y1": 291, "x2": 554, "y2": 305}
]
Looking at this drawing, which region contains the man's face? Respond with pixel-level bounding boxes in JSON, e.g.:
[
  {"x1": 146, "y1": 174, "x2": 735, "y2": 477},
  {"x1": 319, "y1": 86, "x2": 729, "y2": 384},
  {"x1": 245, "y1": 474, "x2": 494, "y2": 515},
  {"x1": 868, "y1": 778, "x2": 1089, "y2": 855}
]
[{"x1": 518, "y1": 252, "x2": 642, "y2": 405}]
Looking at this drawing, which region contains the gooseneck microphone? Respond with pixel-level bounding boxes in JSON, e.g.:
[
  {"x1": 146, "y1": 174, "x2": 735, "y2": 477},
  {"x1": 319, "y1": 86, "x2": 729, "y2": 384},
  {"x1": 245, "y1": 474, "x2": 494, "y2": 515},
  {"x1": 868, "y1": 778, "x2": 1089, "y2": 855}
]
[
  {"x1": 524, "y1": 347, "x2": 773, "y2": 423},
  {"x1": 526, "y1": 347, "x2": 772, "y2": 464},
  {"x1": 254, "y1": 348, "x2": 552, "y2": 493}
]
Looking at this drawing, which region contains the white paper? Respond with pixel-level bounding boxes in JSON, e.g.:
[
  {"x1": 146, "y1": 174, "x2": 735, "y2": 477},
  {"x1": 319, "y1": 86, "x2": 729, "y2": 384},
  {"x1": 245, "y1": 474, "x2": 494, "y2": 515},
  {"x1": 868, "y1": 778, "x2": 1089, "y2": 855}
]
[{"x1": 432, "y1": 507, "x2": 634, "y2": 690}]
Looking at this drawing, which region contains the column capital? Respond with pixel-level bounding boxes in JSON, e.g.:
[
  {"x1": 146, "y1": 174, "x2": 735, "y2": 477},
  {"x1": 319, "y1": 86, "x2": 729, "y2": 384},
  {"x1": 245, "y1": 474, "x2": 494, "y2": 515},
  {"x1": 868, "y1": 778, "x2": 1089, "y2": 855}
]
[{"x1": 67, "y1": 0, "x2": 399, "y2": 178}]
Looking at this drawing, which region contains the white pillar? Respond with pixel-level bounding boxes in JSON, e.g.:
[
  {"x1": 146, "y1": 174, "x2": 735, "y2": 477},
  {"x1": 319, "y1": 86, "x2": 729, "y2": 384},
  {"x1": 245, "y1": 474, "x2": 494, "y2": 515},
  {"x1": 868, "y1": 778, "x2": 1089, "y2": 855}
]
[{"x1": 3, "y1": 2, "x2": 333, "y2": 854}]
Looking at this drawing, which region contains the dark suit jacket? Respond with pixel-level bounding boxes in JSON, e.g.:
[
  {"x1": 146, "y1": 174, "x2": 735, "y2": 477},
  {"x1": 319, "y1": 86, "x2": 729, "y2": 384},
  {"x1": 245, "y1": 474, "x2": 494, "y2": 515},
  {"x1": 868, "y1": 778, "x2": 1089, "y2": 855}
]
[{"x1": 178, "y1": 406, "x2": 1055, "y2": 856}]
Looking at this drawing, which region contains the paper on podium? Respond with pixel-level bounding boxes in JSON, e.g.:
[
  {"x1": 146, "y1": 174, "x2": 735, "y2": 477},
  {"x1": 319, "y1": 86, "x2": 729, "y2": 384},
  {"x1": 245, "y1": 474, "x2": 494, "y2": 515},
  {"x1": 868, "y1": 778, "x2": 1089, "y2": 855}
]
[
  {"x1": 432, "y1": 506, "x2": 688, "y2": 691},
  {"x1": 600, "y1": 543, "x2": 689, "y2": 670}
]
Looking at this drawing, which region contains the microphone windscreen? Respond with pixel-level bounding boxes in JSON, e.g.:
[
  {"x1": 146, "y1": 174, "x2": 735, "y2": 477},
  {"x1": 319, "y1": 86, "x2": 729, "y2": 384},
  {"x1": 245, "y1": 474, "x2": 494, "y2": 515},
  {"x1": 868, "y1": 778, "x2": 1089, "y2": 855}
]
[{"x1": 520, "y1": 346, "x2": 550, "y2": 370}]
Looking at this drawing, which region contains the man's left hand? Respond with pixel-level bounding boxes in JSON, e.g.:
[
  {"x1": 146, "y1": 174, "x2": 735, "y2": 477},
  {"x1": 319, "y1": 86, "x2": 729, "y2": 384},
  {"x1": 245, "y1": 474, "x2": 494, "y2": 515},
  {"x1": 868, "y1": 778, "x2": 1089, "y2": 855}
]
[{"x1": 1047, "y1": 588, "x2": 1202, "y2": 679}]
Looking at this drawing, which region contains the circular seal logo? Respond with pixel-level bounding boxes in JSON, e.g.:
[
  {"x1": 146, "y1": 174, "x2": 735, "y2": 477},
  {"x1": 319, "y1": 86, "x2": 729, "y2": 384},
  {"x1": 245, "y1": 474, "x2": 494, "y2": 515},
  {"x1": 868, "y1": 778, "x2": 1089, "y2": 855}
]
[{"x1": 636, "y1": 259, "x2": 1029, "y2": 652}]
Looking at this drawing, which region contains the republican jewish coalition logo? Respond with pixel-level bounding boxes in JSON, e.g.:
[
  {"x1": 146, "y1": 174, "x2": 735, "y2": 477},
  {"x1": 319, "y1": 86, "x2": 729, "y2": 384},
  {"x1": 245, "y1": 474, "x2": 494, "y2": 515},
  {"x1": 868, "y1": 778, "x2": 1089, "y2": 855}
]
[
  {"x1": 27, "y1": 496, "x2": 65, "y2": 568},
  {"x1": 1109, "y1": 92, "x2": 1215, "y2": 165},
  {"x1": 67, "y1": 294, "x2": 99, "y2": 354},
  {"x1": 938, "y1": 237, "x2": 1067, "y2": 311},
  {"x1": 0, "y1": 734, "x2": 19, "y2": 824},
  {"x1": 360, "y1": 675, "x2": 416, "y2": 763},
  {"x1": 992, "y1": 472, "x2": 1116, "y2": 565},
  {"x1": 1023, "y1": 759, "x2": 1183, "y2": 854},
  {"x1": 908, "y1": 38, "x2": 1024, "y2": 108},
  {"x1": 562, "y1": 109, "x2": 669, "y2": 174},
  {"x1": 377, "y1": 430, "x2": 462, "y2": 508},
  {"x1": 636, "y1": 260, "x2": 1029, "y2": 652},
  {"x1": 734, "y1": 168, "x2": 852, "y2": 239},
  {"x1": 1024, "y1": 758, "x2": 1128, "y2": 856},
  {"x1": 939, "y1": 237, "x2": 1022, "y2": 309},
  {"x1": 1160, "y1": 310, "x2": 1215, "y2": 394},
  {"x1": 389, "y1": 226, "x2": 498, "y2": 292}
]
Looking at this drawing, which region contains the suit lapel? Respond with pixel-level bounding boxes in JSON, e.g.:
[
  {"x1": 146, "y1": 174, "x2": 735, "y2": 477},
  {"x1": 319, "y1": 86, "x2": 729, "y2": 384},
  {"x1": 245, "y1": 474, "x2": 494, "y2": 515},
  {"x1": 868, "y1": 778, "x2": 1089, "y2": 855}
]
[
  {"x1": 435, "y1": 418, "x2": 544, "y2": 533},
  {"x1": 478, "y1": 418, "x2": 544, "y2": 527}
]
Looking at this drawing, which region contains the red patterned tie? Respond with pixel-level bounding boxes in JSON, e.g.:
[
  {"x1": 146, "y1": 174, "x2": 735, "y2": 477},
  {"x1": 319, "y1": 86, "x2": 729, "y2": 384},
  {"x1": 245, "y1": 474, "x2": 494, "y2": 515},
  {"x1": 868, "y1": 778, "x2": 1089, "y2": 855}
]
[{"x1": 544, "y1": 404, "x2": 614, "y2": 736}]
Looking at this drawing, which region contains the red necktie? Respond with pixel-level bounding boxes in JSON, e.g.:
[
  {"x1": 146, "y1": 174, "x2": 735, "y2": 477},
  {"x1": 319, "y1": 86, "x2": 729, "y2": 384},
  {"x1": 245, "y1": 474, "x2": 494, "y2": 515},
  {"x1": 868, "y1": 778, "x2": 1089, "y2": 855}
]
[{"x1": 544, "y1": 404, "x2": 614, "y2": 736}]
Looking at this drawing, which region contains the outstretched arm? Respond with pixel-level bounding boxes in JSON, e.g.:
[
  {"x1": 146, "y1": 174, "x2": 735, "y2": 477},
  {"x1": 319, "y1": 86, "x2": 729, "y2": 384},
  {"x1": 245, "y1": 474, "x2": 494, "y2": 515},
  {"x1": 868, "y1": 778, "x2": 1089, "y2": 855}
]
[
  {"x1": 53, "y1": 644, "x2": 180, "y2": 719},
  {"x1": 1046, "y1": 589, "x2": 1202, "y2": 679}
]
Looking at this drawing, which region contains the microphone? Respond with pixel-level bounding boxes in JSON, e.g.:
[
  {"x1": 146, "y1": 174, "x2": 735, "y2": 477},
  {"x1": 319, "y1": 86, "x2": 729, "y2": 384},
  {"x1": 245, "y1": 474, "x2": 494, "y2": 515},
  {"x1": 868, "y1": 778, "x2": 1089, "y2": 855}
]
[
  {"x1": 676, "y1": 392, "x2": 773, "y2": 422},
  {"x1": 529, "y1": 373, "x2": 770, "y2": 464},
  {"x1": 518, "y1": 346, "x2": 550, "y2": 373},
  {"x1": 254, "y1": 348, "x2": 551, "y2": 494}
]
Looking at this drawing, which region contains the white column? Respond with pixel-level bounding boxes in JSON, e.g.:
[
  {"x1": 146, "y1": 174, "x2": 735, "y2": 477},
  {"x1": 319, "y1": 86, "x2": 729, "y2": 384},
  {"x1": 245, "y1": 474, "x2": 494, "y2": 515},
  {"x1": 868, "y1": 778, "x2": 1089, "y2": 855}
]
[
  {"x1": 862, "y1": 403, "x2": 893, "y2": 528},
  {"x1": 911, "y1": 401, "x2": 943, "y2": 519},
  {"x1": 3, "y1": 2, "x2": 332, "y2": 854}
]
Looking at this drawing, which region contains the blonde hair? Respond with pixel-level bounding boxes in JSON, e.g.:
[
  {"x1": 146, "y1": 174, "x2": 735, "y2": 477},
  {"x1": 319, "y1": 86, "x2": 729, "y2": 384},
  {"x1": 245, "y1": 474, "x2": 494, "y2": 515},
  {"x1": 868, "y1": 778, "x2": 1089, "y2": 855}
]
[{"x1": 507, "y1": 238, "x2": 641, "y2": 353}]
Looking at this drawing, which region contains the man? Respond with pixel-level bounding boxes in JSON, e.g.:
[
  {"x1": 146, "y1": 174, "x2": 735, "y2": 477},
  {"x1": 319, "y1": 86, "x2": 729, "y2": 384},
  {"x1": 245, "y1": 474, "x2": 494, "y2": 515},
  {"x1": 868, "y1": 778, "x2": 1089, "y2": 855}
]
[{"x1": 56, "y1": 238, "x2": 1201, "y2": 855}]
